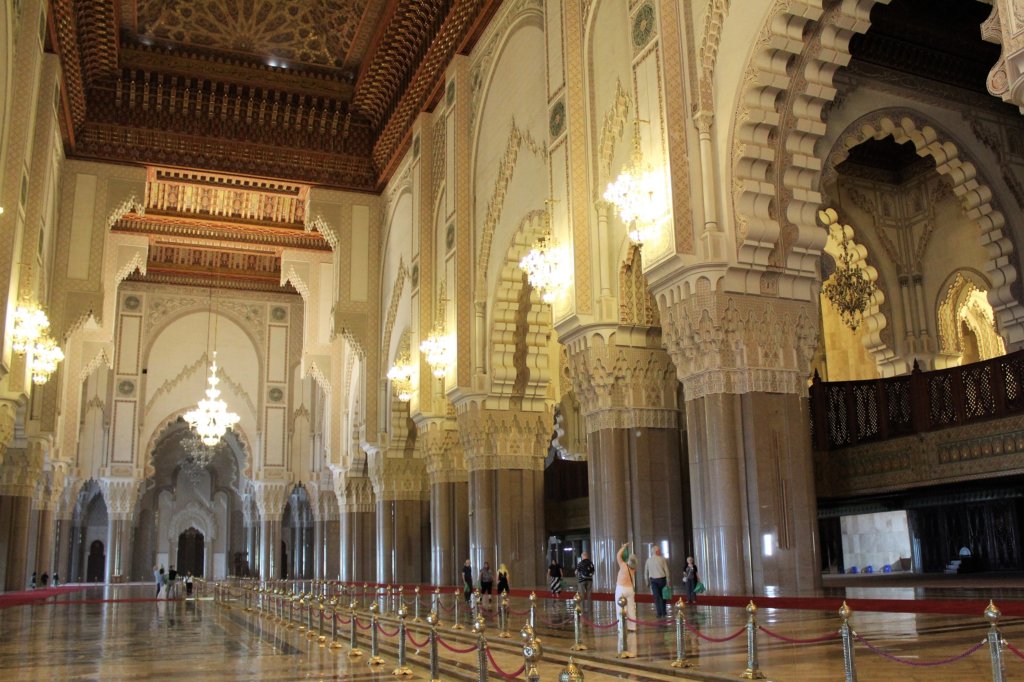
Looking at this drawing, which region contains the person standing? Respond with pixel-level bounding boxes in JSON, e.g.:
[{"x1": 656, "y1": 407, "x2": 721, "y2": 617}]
[
  {"x1": 547, "y1": 559, "x2": 563, "y2": 598},
  {"x1": 29, "y1": 572, "x2": 37, "y2": 589},
  {"x1": 683, "y1": 556, "x2": 700, "y2": 605},
  {"x1": 168, "y1": 566, "x2": 178, "y2": 599},
  {"x1": 52, "y1": 572, "x2": 59, "y2": 587},
  {"x1": 645, "y1": 546, "x2": 670, "y2": 618},
  {"x1": 185, "y1": 572, "x2": 194, "y2": 597},
  {"x1": 154, "y1": 565, "x2": 162, "y2": 597},
  {"x1": 461, "y1": 559, "x2": 473, "y2": 604},
  {"x1": 157, "y1": 567, "x2": 167, "y2": 599},
  {"x1": 575, "y1": 552, "x2": 595, "y2": 604},
  {"x1": 479, "y1": 562, "x2": 494, "y2": 607},
  {"x1": 496, "y1": 563, "x2": 510, "y2": 595},
  {"x1": 615, "y1": 544, "x2": 637, "y2": 631}
]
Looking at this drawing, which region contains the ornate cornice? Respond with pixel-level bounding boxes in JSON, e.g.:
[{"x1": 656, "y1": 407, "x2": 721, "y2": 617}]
[
  {"x1": 369, "y1": 456, "x2": 427, "y2": 502},
  {"x1": 453, "y1": 401, "x2": 550, "y2": 473},
  {"x1": 98, "y1": 477, "x2": 142, "y2": 520},
  {"x1": 418, "y1": 417, "x2": 467, "y2": 485},
  {"x1": 252, "y1": 480, "x2": 291, "y2": 518}
]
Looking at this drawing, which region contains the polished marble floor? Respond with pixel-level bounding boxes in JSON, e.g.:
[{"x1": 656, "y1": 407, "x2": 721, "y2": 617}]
[{"x1": 0, "y1": 581, "x2": 1022, "y2": 681}]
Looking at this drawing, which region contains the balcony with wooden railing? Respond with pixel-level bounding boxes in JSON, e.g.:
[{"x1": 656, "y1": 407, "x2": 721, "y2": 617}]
[{"x1": 811, "y1": 350, "x2": 1024, "y2": 498}]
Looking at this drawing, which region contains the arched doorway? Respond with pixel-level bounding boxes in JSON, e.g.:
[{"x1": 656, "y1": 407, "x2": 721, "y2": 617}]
[
  {"x1": 176, "y1": 528, "x2": 205, "y2": 577},
  {"x1": 86, "y1": 541, "x2": 105, "y2": 582}
]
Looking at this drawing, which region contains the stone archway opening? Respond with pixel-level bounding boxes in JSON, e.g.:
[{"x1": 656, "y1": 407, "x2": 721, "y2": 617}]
[
  {"x1": 86, "y1": 540, "x2": 105, "y2": 583},
  {"x1": 176, "y1": 527, "x2": 205, "y2": 578}
]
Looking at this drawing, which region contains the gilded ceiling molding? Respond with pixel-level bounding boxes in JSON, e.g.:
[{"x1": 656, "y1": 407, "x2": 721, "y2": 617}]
[
  {"x1": 474, "y1": 120, "x2": 547, "y2": 302},
  {"x1": 696, "y1": 0, "x2": 730, "y2": 113},
  {"x1": 50, "y1": 0, "x2": 87, "y2": 129},
  {"x1": 824, "y1": 109, "x2": 1024, "y2": 347},
  {"x1": 731, "y1": 0, "x2": 883, "y2": 300}
]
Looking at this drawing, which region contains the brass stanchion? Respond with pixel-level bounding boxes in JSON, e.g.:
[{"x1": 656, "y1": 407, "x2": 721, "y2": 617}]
[
  {"x1": 473, "y1": 614, "x2": 488, "y2": 682},
  {"x1": 472, "y1": 587, "x2": 481, "y2": 621},
  {"x1": 740, "y1": 601, "x2": 766, "y2": 679},
  {"x1": 392, "y1": 605, "x2": 413, "y2": 676},
  {"x1": 317, "y1": 600, "x2": 327, "y2": 644},
  {"x1": 347, "y1": 600, "x2": 363, "y2": 659},
  {"x1": 615, "y1": 596, "x2": 634, "y2": 659},
  {"x1": 571, "y1": 592, "x2": 587, "y2": 651},
  {"x1": 528, "y1": 592, "x2": 537, "y2": 629},
  {"x1": 670, "y1": 598, "x2": 691, "y2": 668},
  {"x1": 305, "y1": 595, "x2": 315, "y2": 636},
  {"x1": 986, "y1": 601, "x2": 1005, "y2": 682},
  {"x1": 432, "y1": 586, "x2": 440, "y2": 616},
  {"x1": 560, "y1": 657, "x2": 585, "y2": 681},
  {"x1": 498, "y1": 593, "x2": 511, "y2": 639},
  {"x1": 397, "y1": 586, "x2": 405, "y2": 616},
  {"x1": 298, "y1": 594, "x2": 308, "y2": 633},
  {"x1": 330, "y1": 599, "x2": 343, "y2": 649},
  {"x1": 427, "y1": 610, "x2": 441, "y2": 682},
  {"x1": 287, "y1": 594, "x2": 297, "y2": 630},
  {"x1": 367, "y1": 602, "x2": 386, "y2": 666},
  {"x1": 520, "y1": 623, "x2": 542, "y2": 682},
  {"x1": 413, "y1": 586, "x2": 423, "y2": 623},
  {"x1": 452, "y1": 588, "x2": 465, "y2": 630},
  {"x1": 839, "y1": 602, "x2": 856, "y2": 681}
]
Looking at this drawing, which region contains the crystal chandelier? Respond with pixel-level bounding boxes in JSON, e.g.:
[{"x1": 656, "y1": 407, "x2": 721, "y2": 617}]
[
  {"x1": 604, "y1": 120, "x2": 663, "y2": 246},
  {"x1": 420, "y1": 283, "x2": 455, "y2": 379},
  {"x1": 819, "y1": 209, "x2": 877, "y2": 332},
  {"x1": 386, "y1": 354, "x2": 415, "y2": 402},
  {"x1": 11, "y1": 302, "x2": 64, "y2": 384},
  {"x1": 519, "y1": 231, "x2": 572, "y2": 303},
  {"x1": 185, "y1": 351, "x2": 240, "y2": 446},
  {"x1": 180, "y1": 430, "x2": 225, "y2": 479}
]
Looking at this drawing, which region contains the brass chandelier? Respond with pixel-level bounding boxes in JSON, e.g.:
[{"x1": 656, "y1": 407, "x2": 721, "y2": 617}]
[{"x1": 819, "y1": 209, "x2": 877, "y2": 332}]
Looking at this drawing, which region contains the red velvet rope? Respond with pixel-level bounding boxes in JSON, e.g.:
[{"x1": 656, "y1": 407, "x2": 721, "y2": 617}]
[
  {"x1": 854, "y1": 632, "x2": 985, "y2": 667},
  {"x1": 508, "y1": 608, "x2": 530, "y2": 616},
  {"x1": 405, "y1": 630, "x2": 429, "y2": 648},
  {"x1": 436, "y1": 635, "x2": 478, "y2": 654},
  {"x1": 355, "y1": 617, "x2": 372, "y2": 631},
  {"x1": 376, "y1": 622, "x2": 400, "y2": 637},
  {"x1": 1005, "y1": 639, "x2": 1024, "y2": 660},
  {"x1": 485, "y1": 648, "x2": 527, "y2": 679},
  {"x1": 580, "y1": 614, "x2": 618, "y2": 629},
  {"x1": 625, "y1": 615, "x2": 671, "y2": 627},
  {"x1": 758, "y1": 624, "x2": 840, "y2": 644},
  {"x1": 683, "y1": 621, "x2": 746, "y2": 643}
]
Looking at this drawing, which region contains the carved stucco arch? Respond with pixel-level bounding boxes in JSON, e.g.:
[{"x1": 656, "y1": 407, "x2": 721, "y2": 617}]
[
  {"x1": 167, "y1": 505, "x2": 216, "y2": 544},
  {"x1": 142, "y1": 412, "x2": 253, "y2": 481},
  {"x1": 821, "y1": 109, "x2": 1024, "y2": 347},
  {"x1": 731, "y1": 0, "x2": 889, "y2": 299},
  {"x1": 488, "y1": 210, "x2": 553, "y2": 411}
]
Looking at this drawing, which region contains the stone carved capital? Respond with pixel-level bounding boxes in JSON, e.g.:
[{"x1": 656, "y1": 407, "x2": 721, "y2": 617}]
[
  {"x1": 98, "y1": 477, "x2": 142, "y2": 520},
  {"x1": 369, "y1": 455, "x2": 427, "y2": 502},
  {"x1": 252, "y1": 480, "x2": 291, "y2": 519},
  {"x1": 454, "y1": 402, "x2": 550, "y2": 473},
  {"x1": 658, "y1": 288, "x2": 818, "y2": 400},
  {"x1": 339, "y1": 475, "x2": 375, "y2": 513},
  {"x1": 0, "y1": 399, "x2": 18, "y2": 464},
  {"x1": 418, "y1": 417, "x2": 467, "y2": 485},
  {"x1": 0, "y1": 446, "x2": 44, "y2": 498},
  {"x1": 563, "y1": 330, "x2": 680, "y2": 434}
]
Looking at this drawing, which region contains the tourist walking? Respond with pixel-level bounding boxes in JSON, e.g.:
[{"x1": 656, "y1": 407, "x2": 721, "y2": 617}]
[
  {"x1": 575, "y1": 552, "x2": 595, "y2": 604},
  {"x1": 185, "y1": 572, "x2": 194, "y2": 597},
  {"x1": 29, "y1": 572, "x2": 37, "y2": 589},
  {"x1": 479, "y1": 562, "x2": 494, "y2": 607},
  {"x1": 547, "y1": 559, "x2": 563, "y2": 597},
  {"x1": 157, "y1": 567, "x2": 167, "y2": 598},
  {"x1": 683, "y1": 556, "x2": 700, "y2": 604},
  {"x1": 154, "y1": 565, "x2": 162, "y2": 597},
  {"x1": 645, "y1": 546, "x2": 670, "y2": 618},
  {"x1": 615, "y1": 544, "x2": 637, "y2": 631},
  {"x1": 461, "y1": 559, "x2": 473, "y2": 603},
  {"x1": 496, "y1": 563, "x2": 510, "y2": 595},
  {"x1": 52, "y1": 572, "x2": 59, "y2": 587}
]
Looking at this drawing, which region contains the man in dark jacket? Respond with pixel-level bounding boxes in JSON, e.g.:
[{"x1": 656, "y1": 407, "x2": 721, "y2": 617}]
[{"x1": 575, "y1": 552, "x2": 595, "y2": 604}]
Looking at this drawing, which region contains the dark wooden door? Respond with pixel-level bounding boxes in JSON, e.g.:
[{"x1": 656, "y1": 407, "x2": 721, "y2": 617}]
[{"x1": 176, "y1": 528, "x2": 205, "y2": 577}]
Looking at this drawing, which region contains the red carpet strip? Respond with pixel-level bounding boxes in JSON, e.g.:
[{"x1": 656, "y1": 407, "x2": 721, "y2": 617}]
[{"x1": 0, "y1": 586, "x2": 85, "y2": 609}]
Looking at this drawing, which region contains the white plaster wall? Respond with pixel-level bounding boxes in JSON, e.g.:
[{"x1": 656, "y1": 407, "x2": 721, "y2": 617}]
[{"x1": 841, "y1": 510, "x2": 912, "y2": 572}]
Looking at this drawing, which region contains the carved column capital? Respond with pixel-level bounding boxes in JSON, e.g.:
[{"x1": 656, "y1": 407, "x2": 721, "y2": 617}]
[
  {"x1": 658, "y1": 288, "x2": 818, "y2": 400},
  {"x1": 563, "y1": 329, "x2": 680, "y2": 434},
  {"x1": 339, "y1": 475, "x2": 375, "y2": 513},
  {"x1": 416, "y1": 416, "x2": 467, "y2": 484},
  {"x1": 252, "y1": 480, "x2": 291, "y2": 519},
  {"x1": 453, "y1": 400, "x2": 550, "y2": 473},
  {"x1": 0, "y1": 445, "x2": 43, "y2": 498},
  {"x1": 369, "y1": 455, "x2": 428, "y2": 502},
  {"x1": 98, "y1": 477, "x2": 142, "y2": 521},
  {"x1": 0, "y1": 398, "x2": 19, "y2": 464}
]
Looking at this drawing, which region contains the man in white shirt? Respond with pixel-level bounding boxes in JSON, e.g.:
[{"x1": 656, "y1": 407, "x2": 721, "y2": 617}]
[{"x1": 645, "y1": 546, "x2": 670, "y2": 618}]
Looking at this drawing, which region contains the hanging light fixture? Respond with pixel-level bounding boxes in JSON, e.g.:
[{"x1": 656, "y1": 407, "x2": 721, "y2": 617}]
[
  {"x1": 819, "y1": 209, "x2": 877, "y2": 332},
  {"x1": 604, "y1": 119, "x2": 663, "y2": 246},
  {"x1": 420, "y1": 282, "x2": 455, "y2": 378},
  {"x1": 30, "y1": 336, "x2": 64, "y2": 385},
  {"x1": 387, "y1": 353, "x2": 415, "y2": 402},
  {"x1": 11, "y1": 303, "x2": 50, "y2": 354},
  {"x1": 185, "y1": 283, "x2": 239, "y2": 447},
  {"x1": 519, "y1": 222, "x2": 572, "y2": 303},
  {"x1": 180, "y1": 429, "x2": 225, "y2": 474}
]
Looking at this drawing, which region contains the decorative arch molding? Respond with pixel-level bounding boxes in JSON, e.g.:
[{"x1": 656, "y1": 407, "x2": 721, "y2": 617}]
[
  {"x1": 143, "y1": 298, "x2": 264, "y2": 368},
  {"x1": 167, "y1": 506, "x2": 216, "y2": 544},
  {"x1": 821, "y1": 109, "x2": 1024, "y2": 348},
  {"x1": 936, "y1": 270, "x2": 1006, "y2": 362},
  {"x1": 381, "y1": 259, "x2": 409, "y2": 378},
  {"x1": 142, "y1": 411, "x2": 253, "y2": 481},
  {"x1": 488, "y1": 210, "x2": 553, "y2": 411},
  {"x1": 731, "y1": 0, "x2": 888, "y2": 300},
  {"x1": 304, "y1": 214, "x2": 340, "y2": 251}
]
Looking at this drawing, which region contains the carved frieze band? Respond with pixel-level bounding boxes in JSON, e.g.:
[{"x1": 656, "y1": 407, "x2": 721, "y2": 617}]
[
  {"x1": 420, "y1": 419, "x2": 468, "y2": 485},
  {"x1": 369, "y1": 456, "x2": 428, "y2": 502},
  {"x1": 454, "y1": 403, "x2": 550, "y2": 473}
]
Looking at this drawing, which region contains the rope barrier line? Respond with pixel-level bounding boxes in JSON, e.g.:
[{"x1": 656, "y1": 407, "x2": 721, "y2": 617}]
[
  {"x1": 508, "y1": 608, "x2": 530, "y2": 616},
  {"x1": 376, "y1": 622, "x2": 400, "y2": 637},
  {"x1": 485, "y1": 647, "x2": 527, "y2": 679},
  {"x1": 355, "y1": 617, "x2": 372, "y2": 631},
  {"x1": 853, "y1": 632, "x2": 986, "y2": 667},
  {"x1": 758, "y1": 624, "x2": 840, "y2": 645},
  {"x1": 1005, "y1": 639, "x2": 1024, "y2": 660},
  {"x1": 580, "y1": 614, "x2": 618, "y2": 629},
  {"x1": 625, "y1": 615, "x2": 671, "y2": 627},
  {"x1": 436, "y1": 635, "x2": 478, "y2": 654},
  {"x1": 683, "y1": 621, "x2": 746, "y2": 643},
  {"x1": 405, "y1": 630, "x2": 429, "y2": 648}
]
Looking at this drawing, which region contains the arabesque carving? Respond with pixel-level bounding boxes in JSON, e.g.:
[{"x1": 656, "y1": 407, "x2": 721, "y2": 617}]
[
  {"x1": 454, "y1": 401, "x2": 550, "y2": 473},
  {"x1": 99, "y1": 477, "x2": 142, "y2": 520},
  {"x1": 418, "y1": 417, "x2": 466, "y2": 485}
]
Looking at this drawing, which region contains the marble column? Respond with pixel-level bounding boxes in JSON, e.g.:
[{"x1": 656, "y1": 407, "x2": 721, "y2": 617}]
[
  {"x1": 370, "y1": 456, "x2": 429, "y2": 584},
  {"x1": 34, "y1": 507, "x2": 55, "y2": 577},
  {"x1": 253, "y1": 481, "x2": 289, "y2": 581},
  {"x1": 99, "y1": 479, "x2": 141, "y2": 582},
  {"x1": 313, "y1": 516, "x2": 324, "y2": 580},
  {"x1": 339, "y1": 475, "x2": 376, "y2": 583},
  {"x1": 419, "y1": 417, "x2": 469, "y2": 586},
  {"x1": 658, "y1": 289, "x2": 822, "y2": 595},
  {"x1": 324, "y1": 516, "x2": 340, "y2": 580},
  {"x1": 0, "y1": 494, "x2": 32, "y2": 590},
  {"x1": 54, "y1": 515, "x2": 71, "y2": 581},
  {"x1": 455, "y1": 404, "x2": 550, "y2": 588}
]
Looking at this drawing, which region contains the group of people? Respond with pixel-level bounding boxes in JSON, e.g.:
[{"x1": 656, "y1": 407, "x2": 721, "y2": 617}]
[
  {"x1": 153, "y1": 565, "x2": 195, "y2": 599},
  {"x1": 28, "y1": 571, "x2": 59, "y2": 589},
  {"x1": 460, "y1": 545, "x2": 698, "y2": 622}
]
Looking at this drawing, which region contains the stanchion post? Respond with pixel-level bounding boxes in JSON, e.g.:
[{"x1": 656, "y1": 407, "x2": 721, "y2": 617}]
[
  {"x1": 347, "y1": 599, "x2": 364, "y2": 659},
  {"x1": 317, "y1": 600, "x2": 327, "y2": 644},
  {"x1": 398, "y1": 586, "x2": 405, "y2": 616},
  {"x1": 528, "y1": 592, "x2": 537, "y2": 630},
  {"x1": 986, "y1": 600, "x2": 1005, "y2": 682},
  {"x1": 521, "y1": 624, "x2": 542, "y2": 682},
  {"x1": 498, "y1": 593, "x2": 511, "y2": 639},
  {"x1": 393, "y1": 605, "x2": 413, "y2": 676},
  {"x1": 427, "y1": 611, "x2": 441, "y2": 682},
  {"x1": 839, "y1": 602, "x2": 857, "y2": 682},
  {"x1": 287, "y1": 593, "x2": 297, "y2": 630},
  {"x1": 670, "y1": 598, "x2": 691, "y2": 668},
  {"x1": 472, "y1": 587, "x2": 481, "y2": 621},
  {"x1": 452, "y1": 588, "x2": 465, "y2": 630},
  {"x1": 740, "y1": 601, "x2": 766, "y2": 679},
  {"x1": 330, "y1": 598, "x2": 343, "y2": 649},
  {"x1": 571, "y1": 593, "x2": 587, "y2": 651},
  {"x1": 361, "y1": 583, "x2": 368, "y2": 610},
  {"x1": 474, "y1": 614, "x2": 488, "y2": 682},
  {"x1": 413, "y1": 586, "x2": 423, "y2": 623},
  {"x1": 615, "y1": 596, "x2": 634, "y2": 659},
  {"x1": 368, "y1": 602, "x2": 385, "y2": 666},
  {"x1": 432, "y1": 587, "x2": 440, "y2": 616}
]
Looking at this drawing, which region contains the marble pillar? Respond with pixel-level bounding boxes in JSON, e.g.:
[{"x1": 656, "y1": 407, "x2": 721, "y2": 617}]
[
  {"x1": 429, "y1": 480, "x2": 469, "y2": 584},
  {"x1": 324, "y1": 518, "x2": 340, "y2": 580},
  {"x1": 313, "y1": 517, "x2": 324, "y2": 580},
  {"x1": 374, "y1": 499, "x2": 396, "y2": 583},
  {"x1": 34, "y1": 508, "x2": 55, "y2": 577},
  {"x1": 340, "y1": 475, "x2": 376, "y2": 583},
  {"x1": 0, "y1": 494, "x2": 32, "y2": 590},
  {"x1": 105, "y1": 517, "x2": 134, "y2": 582},
  {"x1": 54, "y1": 515, "x2": 71, "y2": 581},
  {"x1": 259, "y1": 518, "x2": 282, "y2": 580},
  {"x1": 370, "y1": 456, "x2": 429, "y2": 584}
]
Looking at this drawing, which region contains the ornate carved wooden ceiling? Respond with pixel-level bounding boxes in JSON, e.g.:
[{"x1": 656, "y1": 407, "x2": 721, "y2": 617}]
[{"x1": 49, "y1": 0, "x2": 501, "y2": 190}]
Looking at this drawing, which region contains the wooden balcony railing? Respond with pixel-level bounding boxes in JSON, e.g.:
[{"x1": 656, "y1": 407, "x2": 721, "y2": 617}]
[{"x1": 809, "y1": 350, "x2": 1024, "y2": 451}]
